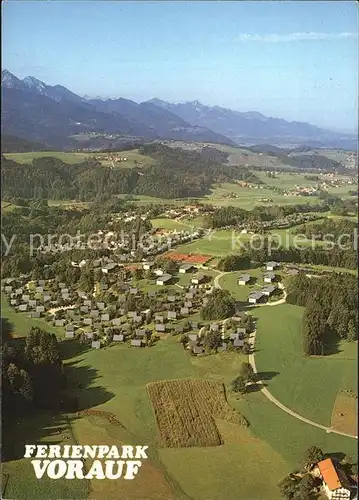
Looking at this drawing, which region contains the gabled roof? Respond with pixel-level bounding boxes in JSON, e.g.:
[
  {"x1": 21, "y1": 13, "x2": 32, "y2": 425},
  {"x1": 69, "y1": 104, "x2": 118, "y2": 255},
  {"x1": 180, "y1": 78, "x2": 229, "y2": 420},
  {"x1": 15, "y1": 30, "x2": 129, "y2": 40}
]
[
  {"x1": 238, "y1": 274, "x2": 251, "y2": 281},
  {"x1": 318, "y1": 458, "x2": 351, "y2": 492}
]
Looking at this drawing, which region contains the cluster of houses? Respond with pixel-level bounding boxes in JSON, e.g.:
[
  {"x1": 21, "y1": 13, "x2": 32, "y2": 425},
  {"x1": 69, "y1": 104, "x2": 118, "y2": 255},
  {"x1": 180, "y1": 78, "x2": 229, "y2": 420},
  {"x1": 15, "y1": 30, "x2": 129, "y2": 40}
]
[
  {"x1": 35, "y1": 222, "x2": 204, "y2": 260},
  {"x1": 2, "y1": 263, "x2": 218, "y2": 350},
  {"x1": 182, "y1": 312, "x2": 253, "y2": 355},
  {"x1": 235, "y1": 262, "x2": 282, "y2": 304}
]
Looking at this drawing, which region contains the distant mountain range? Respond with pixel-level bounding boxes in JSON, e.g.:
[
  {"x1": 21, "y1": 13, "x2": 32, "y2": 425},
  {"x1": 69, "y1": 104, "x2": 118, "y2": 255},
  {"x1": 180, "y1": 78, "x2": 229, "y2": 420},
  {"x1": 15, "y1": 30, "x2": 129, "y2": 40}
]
[{"x1": 2, "y1": 70, "x2": 357, "y2": 150}]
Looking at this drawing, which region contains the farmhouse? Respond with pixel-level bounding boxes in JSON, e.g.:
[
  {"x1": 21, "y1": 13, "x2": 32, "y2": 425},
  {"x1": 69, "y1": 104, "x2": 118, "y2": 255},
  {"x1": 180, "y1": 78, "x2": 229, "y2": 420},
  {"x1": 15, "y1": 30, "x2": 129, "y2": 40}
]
[
  {"x1": 154, "y1": 268, "x2": 164, "y2": 276},
  {"x1": 237, "y1": 274, "x2": 251, "y2": 285},
  {"x1": 316, "y1": 458, "x2": 351, "y2": 499},
  {"x1": 179, "y1": 264, "x2": 196, "y2": 274},
  {"x1": 266, "y1": 261, "x2": 280, "y2": 271},
  {"x1": 156, "y1": 274, "x2": 172, "y2": 286},
  {"x1": 91, "y1": 341, "x2": 101, "y2": 349},
  {"x1": 167, "y1": 311, "x2": 177, "y2": 320},
  {"x1": 248, "y1": 291, "x2": 264, "y2": 304},
  {"x1": 263, "y1": 272, "x2": 276, "y2": 283},
  {"x1": 155, "y1": 324, "x2": 166, "y2": 333}
]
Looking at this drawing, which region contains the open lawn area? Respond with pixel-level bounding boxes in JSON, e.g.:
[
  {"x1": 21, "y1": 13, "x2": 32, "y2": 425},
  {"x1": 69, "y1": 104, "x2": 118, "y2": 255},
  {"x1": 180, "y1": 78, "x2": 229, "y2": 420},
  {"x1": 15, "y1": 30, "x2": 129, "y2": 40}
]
[
  {"x1": 60, "y1": 338, "x2": 294, "y2": 500},
  {"x1": 254, "y1": 304, "x2": 358, "y2": 427},
  {"x1": 2, "y1": 412, "x2": 88, "y2": 500},
  {"x1": 150, "y1": 218, "x2": 195, "y2": 231},
  {"x1": 175, "y1": 230, "x2": 240, "y2": 256},
  {"x1": 1, "y1": 292, "x2": 64, "y2": 338},
  {"x1": 219, "y1": 268, "x2": 283, "y2": 302},
  {"x1": 202, "y1": 182, "x2": 323, "y2": 209},
  {"x1": 4, "y1": 151, "x2": 89, "y2": 164}
]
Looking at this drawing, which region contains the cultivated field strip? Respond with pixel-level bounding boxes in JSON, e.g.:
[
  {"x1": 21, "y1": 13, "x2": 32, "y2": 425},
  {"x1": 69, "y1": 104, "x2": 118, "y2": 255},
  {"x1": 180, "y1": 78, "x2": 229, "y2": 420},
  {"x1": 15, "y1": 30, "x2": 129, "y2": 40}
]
[{"x1": 147, "y1": 379, "x2": 247, "y2": 448}]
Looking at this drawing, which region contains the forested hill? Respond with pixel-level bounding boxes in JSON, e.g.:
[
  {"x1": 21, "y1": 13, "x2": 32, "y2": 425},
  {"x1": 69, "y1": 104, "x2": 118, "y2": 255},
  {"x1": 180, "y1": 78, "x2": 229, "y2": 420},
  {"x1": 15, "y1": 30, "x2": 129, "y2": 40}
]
[
  {"x1": 1, "y1": 134, "x2": 50, "y2": 153},
  {"x1": 1, "y1": 145, "x2": 259, "y2": 200}
]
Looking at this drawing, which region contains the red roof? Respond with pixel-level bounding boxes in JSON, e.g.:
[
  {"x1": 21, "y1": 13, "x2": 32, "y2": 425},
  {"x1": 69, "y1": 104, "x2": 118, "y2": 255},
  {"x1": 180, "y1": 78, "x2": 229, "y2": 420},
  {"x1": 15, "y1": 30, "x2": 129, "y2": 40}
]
[{"x1": 317, "y1": 458, "x2": 349, "y2": 491}]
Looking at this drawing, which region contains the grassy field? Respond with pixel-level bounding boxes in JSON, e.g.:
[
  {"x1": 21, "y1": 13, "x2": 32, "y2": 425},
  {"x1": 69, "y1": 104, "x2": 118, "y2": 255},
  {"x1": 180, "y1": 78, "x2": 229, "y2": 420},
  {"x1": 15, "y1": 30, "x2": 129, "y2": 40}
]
[
  {"x1": 4, "y1": 151, "x2": 89, "y2": 164},
  {"x1": 1, "y1": 292, "x2": 64, "y2": 338},
  {"x1": 254, "y1": 304, "x2": 358, "y2": 426},
  {"x1": 150, "y1": 218, "x2": 195, "y2": 231},
  {"x1": 4, "y1": 149, "x2": 156, "y2": 169},
  {"x1": 219, "y1": 268, "x2": 281, "y2": 301},
  {"x1": 2, "y1": 412, "x2": 88, "y2": 500},
  {"x1": 202, "y1": 182, "x2": 323, "y2": 209},
  {"x1": 61, "y1": 338, "x2": 294, "y2": 500}
]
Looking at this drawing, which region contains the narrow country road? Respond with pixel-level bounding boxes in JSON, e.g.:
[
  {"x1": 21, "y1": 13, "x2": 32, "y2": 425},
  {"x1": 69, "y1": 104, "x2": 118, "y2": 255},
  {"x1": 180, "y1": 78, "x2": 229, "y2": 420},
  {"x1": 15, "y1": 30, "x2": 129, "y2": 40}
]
[
  {"x1": 248, "y1": 337, "x2": 358, "y2": 440},
  {"x1": 213, "y1": 270, "x2": 358, "y2": 440}
]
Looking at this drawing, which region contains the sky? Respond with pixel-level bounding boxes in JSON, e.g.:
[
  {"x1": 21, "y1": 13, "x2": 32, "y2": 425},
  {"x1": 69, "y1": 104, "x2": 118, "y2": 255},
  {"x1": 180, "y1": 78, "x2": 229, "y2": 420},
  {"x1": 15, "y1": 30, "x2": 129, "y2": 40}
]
[{"x1": 2, "y1": 1, "x2": 358, "y2": 132}]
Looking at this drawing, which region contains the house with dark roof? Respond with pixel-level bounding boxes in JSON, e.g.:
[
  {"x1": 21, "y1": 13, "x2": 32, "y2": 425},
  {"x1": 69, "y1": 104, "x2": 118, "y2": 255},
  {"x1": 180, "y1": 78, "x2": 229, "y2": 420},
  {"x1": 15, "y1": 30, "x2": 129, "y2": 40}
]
[
  {"x1": 261, "y1": 285, "x2": 276, "y2": 296},
  {"x1": 237, "y1": 274, "x2": 251, "y2": 285},
  {"x1": 131, "y1": 339, "x2": 143, "y2": 347},
  {"x1": 233, "y1": 338, "x2": 244, "y2": 348},
  {"x1": 248, "y1": 291, "x2": 264, "y2": 304},
  {"x1": 179, "y1": 264, "x2": 196, "y2": 274},
  {"x1": 156, "y1": 274, "x2": 172, "y2": 286},
  {"x1": 263, "y1": 272, "x2": 276, "y2": 283},
  {"x1": 191, "y1": 273, "x2": 206, "y2": 285},
  {"x1": 266, "y1": 261, "x2": 280, "y2": 271},
  {"x1": 192, "y1": 345, "x2": 204, "y2": 355}
]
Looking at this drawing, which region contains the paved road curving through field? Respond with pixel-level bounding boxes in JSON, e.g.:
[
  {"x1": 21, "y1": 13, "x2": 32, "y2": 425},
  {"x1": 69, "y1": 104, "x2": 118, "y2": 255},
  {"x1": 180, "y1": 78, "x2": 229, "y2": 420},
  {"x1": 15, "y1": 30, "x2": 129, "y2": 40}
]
[
  {"x1": 213, "y1": 269, "x2": 358, "y2": 440},
  {"x1": 248, "y1": 336, "x2": 358, "y2": 440}
]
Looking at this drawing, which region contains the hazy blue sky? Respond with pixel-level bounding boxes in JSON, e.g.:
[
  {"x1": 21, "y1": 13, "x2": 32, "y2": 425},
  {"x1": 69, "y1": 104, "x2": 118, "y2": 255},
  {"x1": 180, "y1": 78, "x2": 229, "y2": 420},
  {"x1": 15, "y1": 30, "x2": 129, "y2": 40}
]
[{"x1": 2, "y1": 1, "x2": 358, "y2": 131}]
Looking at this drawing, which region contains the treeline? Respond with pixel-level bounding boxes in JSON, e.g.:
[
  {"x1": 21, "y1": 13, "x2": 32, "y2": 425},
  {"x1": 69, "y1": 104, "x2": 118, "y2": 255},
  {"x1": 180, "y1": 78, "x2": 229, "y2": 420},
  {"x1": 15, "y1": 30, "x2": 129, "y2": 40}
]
[
  {"x1": 1, "y1": 144, "x2": 259, "y2": 200},
  {"x1": 1, "y1": 197, "x2": 153, "y2": 278},
  {"x1": 286, "y1": 274, "x2": 358, "y2": 353},
  {"x1": 1, "y1": 134, "x2": 50, "y2": 153},
  {"x1": 294, "y1": 218, "x2": 357, "y2": 242},
  {"x1": 205, "y1": 203, "x2": 328, "y2": 229},
  {"x1": 2, "y1": 328, "x2": 64, "y2": 459},
  {"x1": 217, "y1": 241, "x2": 357, "y2": 271}
]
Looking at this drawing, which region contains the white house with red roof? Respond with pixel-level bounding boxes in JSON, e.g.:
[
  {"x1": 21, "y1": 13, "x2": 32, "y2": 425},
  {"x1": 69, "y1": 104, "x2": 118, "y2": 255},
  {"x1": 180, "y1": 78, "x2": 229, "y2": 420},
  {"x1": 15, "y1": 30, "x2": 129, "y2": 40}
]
[{"x1": 316, "y1": 458, "x2": 351, "y2": 499}]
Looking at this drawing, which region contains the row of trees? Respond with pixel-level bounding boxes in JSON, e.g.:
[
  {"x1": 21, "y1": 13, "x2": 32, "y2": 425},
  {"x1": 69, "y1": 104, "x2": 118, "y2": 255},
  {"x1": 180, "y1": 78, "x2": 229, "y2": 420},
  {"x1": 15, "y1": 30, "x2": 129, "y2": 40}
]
[
  {"x1": 218, "y1": 241, "x2": 358, "y2": 271},
  {"x1": 204, "y1": 203, "x2": 328, "y2": 229}
]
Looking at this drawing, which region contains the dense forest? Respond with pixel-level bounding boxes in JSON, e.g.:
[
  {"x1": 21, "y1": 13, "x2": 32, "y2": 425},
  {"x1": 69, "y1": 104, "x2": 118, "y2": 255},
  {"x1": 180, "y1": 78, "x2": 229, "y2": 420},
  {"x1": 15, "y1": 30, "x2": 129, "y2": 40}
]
[
  {"x1": 1, "y1": 144, "x2": 259, "y2": 200},
  {"x1": 293, "y1": 218, "x2": 357, "y2": 242},
  {"x1": 2, "y1": 328, "x2": 64, "y2": 460},
  {"x1": 286, "y1": 274, "x2": 358, "y2": 353},
  {"x1": 1, "y1": 134, "x2": 50, "y2": 153}
]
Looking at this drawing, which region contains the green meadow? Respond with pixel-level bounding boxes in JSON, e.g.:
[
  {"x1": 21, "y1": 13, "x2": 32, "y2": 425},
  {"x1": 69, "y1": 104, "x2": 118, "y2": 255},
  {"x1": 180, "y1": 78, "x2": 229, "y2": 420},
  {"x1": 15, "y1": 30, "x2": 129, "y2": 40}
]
[{"x1": 254, "y1": 304, "x2": 358, "y2": 426}]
